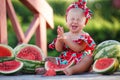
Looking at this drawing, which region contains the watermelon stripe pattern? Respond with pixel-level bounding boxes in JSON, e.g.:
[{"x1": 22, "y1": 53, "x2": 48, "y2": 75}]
[{"x1": 93, "y1": 40, "x2": 120, "y2": 60}]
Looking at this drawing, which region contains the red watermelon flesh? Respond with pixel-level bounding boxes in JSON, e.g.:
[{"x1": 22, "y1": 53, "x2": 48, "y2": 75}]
[
  {"x1": 0, "y1": 60, "x2": 21, "y2": 71},
  {"x1": 45, "y1": 60, "x2": 74, "y2": 71},
  {"x1": 0, "y1": 46, "x2": 11, "y2": 57},
  {"x1": 95, "y1": 58, "x2": 114, "y2": 70},
  {"x1": 17, "y1": 46, "x2": 42, "y2": 61},
  {"x1": 0, "y1": 60, "x2": 23, "y2": 75},
  {"x1": 44, "y1": 69, "x2": 56, "y2": 76}
]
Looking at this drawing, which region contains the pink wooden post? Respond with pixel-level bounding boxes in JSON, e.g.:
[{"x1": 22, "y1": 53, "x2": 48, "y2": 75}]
[
  {"x1": 24, "y1": 14, "x2": 40, "y2": 43},
  {"x1": 6, "y1": 0, "x2": 25, "y2": 43},
  {"x1": 0, "y1": 0, "x2": 7, "y2": 44},
  {"x1": 36, "y1": 14, "x2": 47, "y2": 57}
]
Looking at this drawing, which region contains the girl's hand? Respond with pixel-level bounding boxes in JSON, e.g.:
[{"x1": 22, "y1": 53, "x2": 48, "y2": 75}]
[
  {"x1": 57, "y1": 26, "x2": 64, "y2": 37},
  {"x1": 55, "y1": 26, "x2": 65, "y2": 52},
  {"x1": 57, "y1": 26, "x2": 65, "y2": 42}
]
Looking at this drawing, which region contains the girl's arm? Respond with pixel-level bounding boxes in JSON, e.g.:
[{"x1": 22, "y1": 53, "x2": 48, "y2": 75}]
[
  {"x1": 55, "y1": 36, "x2": 64, "y2": 52},
  {"x1": 55, "y1": 26, "x2": 87, "y2": 52},
  {"x1": 55, "y1": 26, "x2": 64, "y2": 52},
  {"x1": 63, "y1": 37, "x2": 87, "y2": 52}
]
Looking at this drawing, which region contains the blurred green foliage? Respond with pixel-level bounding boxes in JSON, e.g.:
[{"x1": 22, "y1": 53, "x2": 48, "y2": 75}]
[{"x1": 7, "y1": 0, "x2": 120, "y2": 56}]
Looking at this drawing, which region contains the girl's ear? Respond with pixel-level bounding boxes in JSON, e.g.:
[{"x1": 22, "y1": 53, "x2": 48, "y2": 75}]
[{"x1": 83, "y1": 24, "x2": 86, "y2": 28}]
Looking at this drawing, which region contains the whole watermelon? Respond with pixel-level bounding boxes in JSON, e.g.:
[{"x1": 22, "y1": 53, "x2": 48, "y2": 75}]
[
  {"x1": 93, "y1": 40, "x2": 120, "y2": 60},
  {"x1": 14, "y1": 44, "x2": 45, "y2": 73}
]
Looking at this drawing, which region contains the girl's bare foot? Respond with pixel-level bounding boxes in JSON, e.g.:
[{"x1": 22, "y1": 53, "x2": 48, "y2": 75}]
[
  {"x1": 35, "y1": 68, "x2": 46, "y2": 75},
  {"x1": 63, "y1": 68, "x2": 72, "y2": 76}
]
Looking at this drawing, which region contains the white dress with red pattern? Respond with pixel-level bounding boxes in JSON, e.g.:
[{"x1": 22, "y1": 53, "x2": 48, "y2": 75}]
[{"x1": 49, "y1": 33, "x2": 96, "y2": 65}]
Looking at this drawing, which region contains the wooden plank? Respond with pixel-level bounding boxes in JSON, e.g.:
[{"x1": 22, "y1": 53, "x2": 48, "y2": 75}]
[
  {"x1": 35, "y1": 14, "x2": 47, "y2": 57},
  {"x1": 24, "y1": 14, "x2": 40, "y2": 43},
  {"x1": 0, "y1": 73, "x2": 120, "y2": 80},
  {"x1": 6, "y1": 0, "x2": 25, "y2": 43},
  {"x1": 19, "y1": 0, "x2": 38, "y2": 13},
  {"x1": 0, "y1": 0, "x2": 7, "y2": 44},
  {"x1": 20, "y1": 0, "x2": 54, "y2": 29}
]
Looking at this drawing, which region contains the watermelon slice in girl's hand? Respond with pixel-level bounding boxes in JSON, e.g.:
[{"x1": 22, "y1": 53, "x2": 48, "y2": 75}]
[{"x1": 43, "y1": 69, "x2": 56, "y2": 76}]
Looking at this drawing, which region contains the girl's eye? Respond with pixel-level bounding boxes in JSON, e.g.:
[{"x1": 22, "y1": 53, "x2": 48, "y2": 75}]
[
  {"x1": 71, "y1": 18, "x2": 82, "y2": 21},
  {"x1": 71, "y1": 18, "x2": 74, "y2": 21},
  {"x1": 77, "y1": 18, "x2": 82, "y2": 21}
]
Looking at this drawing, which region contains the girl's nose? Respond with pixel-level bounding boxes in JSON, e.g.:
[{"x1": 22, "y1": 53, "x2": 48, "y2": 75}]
[{"x1": 73, "y1": 19, "x2": 78, "y2": 23}]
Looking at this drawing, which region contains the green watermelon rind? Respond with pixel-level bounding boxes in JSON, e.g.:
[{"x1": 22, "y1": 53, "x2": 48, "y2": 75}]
[
  {"x1": 16, "y1": 57, "x2": 45, "y2": 65},
  {"x1": 0, "y1": 44, "x2": 15, "y2": 62},
  {"x1": 94, "y1": 44, "x2": 120, "y2": 60},
  {"x1": 118, "y1": 65, "x2": 120, "y2": 71},
  {"x1": 14, "y1": 44, "x2": 27, "y2": 55},
  {"x1": 93, "y1": 40, "x2": 120, "y2": 56},
  {"x1": 22, "y1": 67, "x2": 36, "y2": 74},
  {"x1": 20, "y1": 60, "x2": 44, "y2": 73},
  {"x1": 93, "y1": 58, "x2": 118, "y2": 74},
  {"x1": 0, "y1": 60, "x2": 23, "y2": 75},
  {"x1": 14, "y1": 44, "x2": 45, "y2": 61},
  {"x1": 45, "y1": 60, "x2": 74, "y2": 72}
]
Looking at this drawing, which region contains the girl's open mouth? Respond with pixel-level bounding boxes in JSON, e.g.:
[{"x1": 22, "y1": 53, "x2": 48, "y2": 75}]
[{"x1": 72, "y1": 25, "x2": 78, "y2": 30}]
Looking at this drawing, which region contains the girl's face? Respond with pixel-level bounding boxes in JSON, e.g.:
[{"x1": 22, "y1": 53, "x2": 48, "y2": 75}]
[{"x1": 66, "y1": 8, "x2": 86, "y2": 33}]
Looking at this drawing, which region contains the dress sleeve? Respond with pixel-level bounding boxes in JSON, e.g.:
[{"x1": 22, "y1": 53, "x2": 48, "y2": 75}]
[{"x1": 73, "y1": 33, "x2": 96, "y2": 51}]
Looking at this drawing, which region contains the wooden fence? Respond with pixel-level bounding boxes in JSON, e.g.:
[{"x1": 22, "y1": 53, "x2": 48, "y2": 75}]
[{"x1": 0, "y1": 0, "x2": 54, "y2": 57}]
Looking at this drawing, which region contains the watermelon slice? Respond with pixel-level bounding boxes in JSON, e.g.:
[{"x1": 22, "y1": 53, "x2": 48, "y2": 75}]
[
  {"x1": 45, "y1": 60, "x2": 74, "y2": 72},
  {"x1": 0, "y1": 44, "x2": 14, "y2": 62},
  {"x1": 0, "y1": 60, "x2": 23, "y2": 74},
  {"x1": 14, "y1": 44, "x2": 45, "y2": 61},
  {"x1": 44, "y1": 69, "x2": 56, "y2": 76},
  {"x1": 93, "y1": 58, "x2": 119, "y2": 74},
  {"x1": 14, "y1": 44, "x2": 45, "y2": 73}
]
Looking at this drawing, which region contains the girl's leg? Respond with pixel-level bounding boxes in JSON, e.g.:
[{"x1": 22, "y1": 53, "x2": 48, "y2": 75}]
[{"x1": 63, "y1": 55, "x2": 93, "y2": 75}]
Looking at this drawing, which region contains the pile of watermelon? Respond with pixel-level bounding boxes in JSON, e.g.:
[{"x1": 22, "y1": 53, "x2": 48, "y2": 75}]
[
  {"x1": 0, "y1": 43, "x2": 74, "y2": 75},
  {"x1": 0, "y1": 44, "x2": 45, "y2": 75},
  {"x1": 92, "y1": 40, "x2": 120, "y2": 74},
  {"x1": 1, "y1": 40, "x2": 120, "y2": 75}
]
